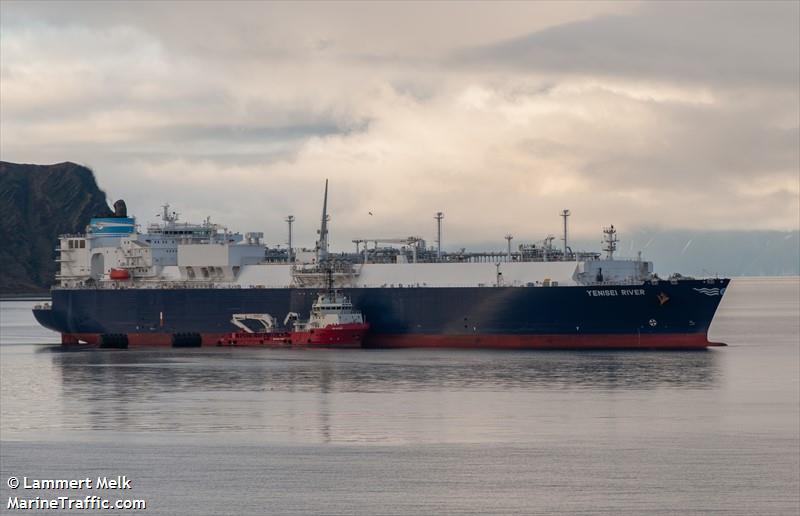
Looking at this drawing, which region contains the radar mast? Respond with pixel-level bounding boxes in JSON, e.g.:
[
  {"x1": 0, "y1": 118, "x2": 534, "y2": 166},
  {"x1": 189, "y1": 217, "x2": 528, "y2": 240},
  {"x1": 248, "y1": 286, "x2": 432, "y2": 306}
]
[{"x1": 602, "y1": 225, "x2": 619, "y2": 260}]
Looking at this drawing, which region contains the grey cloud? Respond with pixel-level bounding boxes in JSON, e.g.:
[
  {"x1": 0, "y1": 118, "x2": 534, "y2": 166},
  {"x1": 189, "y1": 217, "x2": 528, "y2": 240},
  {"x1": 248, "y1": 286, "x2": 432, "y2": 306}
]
[
  {"x1": 0, "y1": 2, "x2": 297, "y2": 59},
  {"x1": 1, "y1": 1, "x2": 797, "y2": 240},
  {"x1": 146, "y1": 123, "x2": 364, "y2": 144},
  {"x1": 454, "y1": 2, "x2": 800, "y2": 87},
  {"x1": 577, "y1": 114, "x2": 798, "y2": 188},
  {"x1": 2, "y1": 1, "x2": 635, "y2": 63},
  {"x1": 513, "y1": 93, "x2": 798, "y2": 193}
]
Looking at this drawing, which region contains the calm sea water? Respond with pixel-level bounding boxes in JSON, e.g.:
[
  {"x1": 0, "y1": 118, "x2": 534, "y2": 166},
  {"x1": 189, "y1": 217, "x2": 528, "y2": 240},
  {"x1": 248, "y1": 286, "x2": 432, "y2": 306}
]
[{"x1": 1, "y1": 277, "x2": 798, "y2": 515}]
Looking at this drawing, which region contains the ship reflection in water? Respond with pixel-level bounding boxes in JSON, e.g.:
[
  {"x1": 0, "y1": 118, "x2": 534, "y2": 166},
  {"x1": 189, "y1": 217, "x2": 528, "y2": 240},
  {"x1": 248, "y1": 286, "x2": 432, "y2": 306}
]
[{"x1": 40, "y1": 348, "x2": 718, "y2": 444}]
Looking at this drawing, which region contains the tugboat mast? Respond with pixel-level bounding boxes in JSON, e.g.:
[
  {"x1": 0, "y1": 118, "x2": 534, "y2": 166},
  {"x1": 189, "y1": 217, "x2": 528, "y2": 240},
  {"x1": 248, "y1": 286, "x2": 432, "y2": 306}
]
[{"x1": 326, "y1": 266, "x2": 334, "y2": 294}]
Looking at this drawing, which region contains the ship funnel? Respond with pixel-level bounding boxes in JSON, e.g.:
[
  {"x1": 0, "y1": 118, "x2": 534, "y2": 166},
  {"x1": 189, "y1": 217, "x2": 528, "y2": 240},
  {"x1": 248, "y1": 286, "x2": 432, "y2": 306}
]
[{"x1": 113, "y1": 199, "x2": 127, "y2": 218}]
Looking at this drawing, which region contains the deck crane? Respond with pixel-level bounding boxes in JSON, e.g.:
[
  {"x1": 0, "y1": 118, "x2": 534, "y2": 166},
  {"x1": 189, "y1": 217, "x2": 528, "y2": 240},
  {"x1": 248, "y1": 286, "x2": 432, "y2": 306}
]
[{"x1": 229, "y1": 313, "x2": 277, "y2": 333}]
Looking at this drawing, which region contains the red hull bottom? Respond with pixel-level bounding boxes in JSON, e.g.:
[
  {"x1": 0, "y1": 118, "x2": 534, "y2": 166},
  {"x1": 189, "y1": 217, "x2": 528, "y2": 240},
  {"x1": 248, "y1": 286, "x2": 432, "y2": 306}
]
[
  {"x1": 60, "y1": 332, "x2": 723, "y2": 349},
  {"x1": 214, "y1": 323, "x2": 369, "y2": 348},
  {"x1": 217, "y1": 332, "x2": 292, "y2": 347}
]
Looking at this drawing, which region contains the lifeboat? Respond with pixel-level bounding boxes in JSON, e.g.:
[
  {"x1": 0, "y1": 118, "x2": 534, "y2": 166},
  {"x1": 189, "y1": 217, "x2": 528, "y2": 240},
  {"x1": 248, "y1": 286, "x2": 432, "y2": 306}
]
[{"x1": 109, "y1": 268, "x2": 130, "y2": 280}]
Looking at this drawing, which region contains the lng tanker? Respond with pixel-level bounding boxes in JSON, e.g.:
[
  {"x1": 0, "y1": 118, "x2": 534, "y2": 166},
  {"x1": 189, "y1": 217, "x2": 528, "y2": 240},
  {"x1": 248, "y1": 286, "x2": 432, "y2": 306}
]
[{"x1": 33, "y1": 181, "x2": 729, "y2": 349}]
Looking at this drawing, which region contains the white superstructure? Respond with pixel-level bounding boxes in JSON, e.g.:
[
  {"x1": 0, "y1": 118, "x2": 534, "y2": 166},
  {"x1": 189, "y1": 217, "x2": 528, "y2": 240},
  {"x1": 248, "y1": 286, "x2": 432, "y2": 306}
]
[
  {"x1": 293, "y1": 291, "x2": 365, "y2": 331},
  {"x1": 55, "y1": 187, "x2": 655, "y2": 290}
]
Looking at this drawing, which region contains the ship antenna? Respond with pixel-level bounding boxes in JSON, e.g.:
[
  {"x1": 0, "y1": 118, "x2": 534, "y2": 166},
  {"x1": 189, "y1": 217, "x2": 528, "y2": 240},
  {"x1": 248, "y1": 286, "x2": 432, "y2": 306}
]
[
  {"x1": 285, "y1": 215, "x2": 295, "y2": 263},
  {"x1": 434, "y1": 212, "x2": 444, "y2": 261}
]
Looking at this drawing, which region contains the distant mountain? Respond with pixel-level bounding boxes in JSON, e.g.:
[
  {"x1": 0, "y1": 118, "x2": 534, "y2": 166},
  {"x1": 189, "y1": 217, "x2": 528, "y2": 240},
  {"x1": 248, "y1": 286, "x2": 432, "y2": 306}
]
[
  {"x1": 615, "y1": 228, "x2": 800, "y2": 278},
  {"x1": 0, "y1": 161, "x2": 112, "y2": 294}
]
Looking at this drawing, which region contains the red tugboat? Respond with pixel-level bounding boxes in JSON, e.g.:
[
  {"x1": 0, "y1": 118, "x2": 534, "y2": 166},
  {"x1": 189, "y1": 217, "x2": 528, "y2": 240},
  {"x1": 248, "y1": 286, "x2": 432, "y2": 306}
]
[
  {"x1": 289, "y1": 290, "x2": 370, "y2": 347},
  {"x1": 218, "y1": 290, "x2": 369, "y2": 348}
]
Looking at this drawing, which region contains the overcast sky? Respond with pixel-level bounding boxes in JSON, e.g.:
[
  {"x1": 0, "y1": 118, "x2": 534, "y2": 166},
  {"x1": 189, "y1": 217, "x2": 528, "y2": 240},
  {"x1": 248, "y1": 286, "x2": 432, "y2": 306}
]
[{"x1": 1, "y1": 1, "x2": 798, "y2": 251}]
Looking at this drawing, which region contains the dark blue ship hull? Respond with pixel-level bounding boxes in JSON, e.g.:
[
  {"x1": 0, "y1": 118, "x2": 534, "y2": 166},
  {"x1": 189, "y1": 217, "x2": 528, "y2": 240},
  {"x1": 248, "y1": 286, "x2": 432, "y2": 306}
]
[{"x1": 33, "y1": 279, "x2": 729, "y2": 349}]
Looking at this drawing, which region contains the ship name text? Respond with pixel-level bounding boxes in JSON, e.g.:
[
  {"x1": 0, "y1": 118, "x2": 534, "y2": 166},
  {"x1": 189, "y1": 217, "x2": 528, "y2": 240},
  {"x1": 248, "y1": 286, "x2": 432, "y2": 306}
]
[{"x1": 586, "y1": 289, "x2": 645, "y2": 297}]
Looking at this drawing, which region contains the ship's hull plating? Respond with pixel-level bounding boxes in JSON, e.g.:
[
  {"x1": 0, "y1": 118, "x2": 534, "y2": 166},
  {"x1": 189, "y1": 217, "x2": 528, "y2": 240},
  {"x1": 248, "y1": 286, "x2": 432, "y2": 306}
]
[{"x1": 34, "y1": 279, "x2": 729, "y2": 349}]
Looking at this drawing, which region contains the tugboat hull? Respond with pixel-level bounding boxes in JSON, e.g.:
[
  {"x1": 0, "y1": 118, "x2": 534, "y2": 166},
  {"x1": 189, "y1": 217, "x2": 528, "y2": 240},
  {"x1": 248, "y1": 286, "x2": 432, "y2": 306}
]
[{"x1": 290, "y1": 323, "x2": 370, "y2": 347}]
